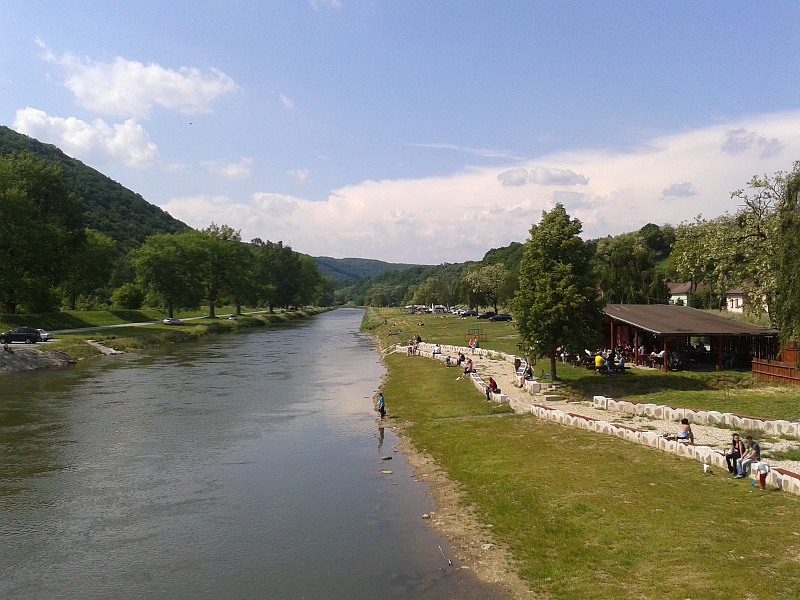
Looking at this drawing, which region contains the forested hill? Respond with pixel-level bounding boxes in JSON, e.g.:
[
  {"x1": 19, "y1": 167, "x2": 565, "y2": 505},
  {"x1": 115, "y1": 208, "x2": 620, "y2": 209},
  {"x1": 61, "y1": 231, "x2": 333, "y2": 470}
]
[
  {"x1": 0, "y1": 126, "x2": 189, "y2": 250},
  {"x1": 313, "y1": 256, "x2": 420, "y2": 284}
]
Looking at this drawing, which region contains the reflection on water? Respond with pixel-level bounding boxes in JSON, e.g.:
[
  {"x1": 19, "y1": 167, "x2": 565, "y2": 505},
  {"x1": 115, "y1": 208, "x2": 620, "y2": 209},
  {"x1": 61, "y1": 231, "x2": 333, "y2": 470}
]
[{"x1": 1, "y1": 309, "x2": 508, "y2": 600}]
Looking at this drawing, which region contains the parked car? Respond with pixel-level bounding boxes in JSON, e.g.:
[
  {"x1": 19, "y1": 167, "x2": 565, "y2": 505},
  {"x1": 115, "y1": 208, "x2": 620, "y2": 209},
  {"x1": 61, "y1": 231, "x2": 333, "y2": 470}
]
[
  {"x1": 461, "y1": 309, "x2": 477, "y2": 317},
  {"x1": 476, "y1": 311, "x2": 496, "y2": 319},
  {"x1": 0, "y1": 327, "x2": 42, "y2": 344},
  {"x1": 163, "y1": 318, "x2": 183, "y2": 325},
  {"x1": 37, "y1": 329, "x2": 53, "y2": 341},
  {"x1": 228, "y1": 315, "x2": 238, "y2": 320},
  {"x1": 489, "y1": 314, "x2": 513, "y2": 322}
]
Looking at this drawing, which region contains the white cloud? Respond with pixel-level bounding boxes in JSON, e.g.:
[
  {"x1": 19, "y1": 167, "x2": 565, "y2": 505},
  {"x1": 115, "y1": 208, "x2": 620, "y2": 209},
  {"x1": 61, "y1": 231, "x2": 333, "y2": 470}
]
[
  {"x1": 40, "y1": 44, "x2": 239, "y2": 118},
  {"x1": 498, "y1": 166, "x2": 589, "y2": 186},
  {"x1": 287, "y1": 169, "x2": 310, "y2": 185},
  {"x1": 662, "y1": 182, "x2": 698, "y2": 197},
  {"x1": 410, "y1": 142, "x2": 524, "y2": 160},
  {"x1": 14, "y1": 107, "x2": 159, "y2": 168},
  {"x1": 721, "y1": 128, "x2": 785, "y2": 159},
  {"x1": 310, "y1": 0, "x2": 342, "y2": 10},
  {"x1": 279, "y1": 94, "x2": 294, "y2": 109},
  {"x1": 158, "y1": 111, "x2": 800, "y2": 264},
  {"x1": 496, "y1": 167, "x2": 530, "y2": 186},
  {"x1": 204, "y1": 157, "x2": 253, "y2": 180}
]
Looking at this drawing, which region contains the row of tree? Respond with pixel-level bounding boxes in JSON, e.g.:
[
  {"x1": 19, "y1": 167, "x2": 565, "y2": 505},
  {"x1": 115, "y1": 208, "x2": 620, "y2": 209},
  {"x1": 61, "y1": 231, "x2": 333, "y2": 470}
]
[
  {"x1": 0, "y1": 152, "x2": 332, "y2": 315},
  {"x1": 365, "y1": 223, "x2": 675, "y2": 312}
]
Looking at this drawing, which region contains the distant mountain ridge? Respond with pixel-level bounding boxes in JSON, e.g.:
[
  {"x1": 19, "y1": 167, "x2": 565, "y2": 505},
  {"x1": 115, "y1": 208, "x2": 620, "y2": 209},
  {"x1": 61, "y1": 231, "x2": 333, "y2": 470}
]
[
  {"x1": 313, "y1": 256, "x2": 421, "y2": 284},
  {"x1": 0, "y1": 126, "x2": 189, "y2": 250}
]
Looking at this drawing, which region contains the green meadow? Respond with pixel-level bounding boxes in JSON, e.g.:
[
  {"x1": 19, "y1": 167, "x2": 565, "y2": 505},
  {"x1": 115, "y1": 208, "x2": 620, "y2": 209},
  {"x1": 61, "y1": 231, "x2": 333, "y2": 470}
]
[{"x1": 371, "y1": 307, "x2": 800, "y2": 599}]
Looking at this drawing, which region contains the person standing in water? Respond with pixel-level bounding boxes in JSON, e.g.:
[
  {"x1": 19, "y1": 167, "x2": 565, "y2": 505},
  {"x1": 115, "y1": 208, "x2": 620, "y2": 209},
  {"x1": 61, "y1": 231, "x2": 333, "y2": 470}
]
[{"x1": 378, "y1": 392, "x2": 386, "y2": 420}]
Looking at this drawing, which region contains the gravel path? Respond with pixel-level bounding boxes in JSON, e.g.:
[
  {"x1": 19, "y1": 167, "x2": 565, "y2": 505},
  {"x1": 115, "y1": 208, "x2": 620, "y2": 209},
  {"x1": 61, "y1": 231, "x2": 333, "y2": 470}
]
[{"x1": 465, "y1": 351, "x2": 800, "y2": 474}]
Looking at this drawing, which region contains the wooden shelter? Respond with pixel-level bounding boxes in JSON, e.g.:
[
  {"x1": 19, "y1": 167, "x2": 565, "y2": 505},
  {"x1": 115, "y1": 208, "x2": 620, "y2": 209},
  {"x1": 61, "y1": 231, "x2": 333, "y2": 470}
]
[{"x1": 602, "y1": 304, "x2": 779, "y2": 372}]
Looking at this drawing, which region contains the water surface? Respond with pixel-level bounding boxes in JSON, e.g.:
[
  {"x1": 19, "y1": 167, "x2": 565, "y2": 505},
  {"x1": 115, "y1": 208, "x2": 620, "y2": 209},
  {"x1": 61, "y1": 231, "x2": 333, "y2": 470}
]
[{"x1": 1, "y1": 309, "x2": 507, "y2": 599}]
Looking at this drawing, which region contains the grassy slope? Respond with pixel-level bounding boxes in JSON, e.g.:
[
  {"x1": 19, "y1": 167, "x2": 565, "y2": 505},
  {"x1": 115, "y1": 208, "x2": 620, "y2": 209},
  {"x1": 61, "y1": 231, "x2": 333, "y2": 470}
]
[{"x1": 375, "y1": 308, "x2": 800, "y2": 599}]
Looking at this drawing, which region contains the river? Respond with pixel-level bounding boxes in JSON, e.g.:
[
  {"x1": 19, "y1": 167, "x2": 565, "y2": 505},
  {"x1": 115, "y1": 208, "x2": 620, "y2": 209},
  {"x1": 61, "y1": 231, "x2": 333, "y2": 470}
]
[{"x1": 1, "y1": 309, "x2": 507, "y2": 599}]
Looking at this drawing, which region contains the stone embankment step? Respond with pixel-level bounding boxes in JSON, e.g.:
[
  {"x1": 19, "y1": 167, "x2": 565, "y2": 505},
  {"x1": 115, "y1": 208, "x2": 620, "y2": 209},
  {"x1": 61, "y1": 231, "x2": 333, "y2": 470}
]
[{"x1": 399, "y1": 340, "x2": 800, "y2": 496}]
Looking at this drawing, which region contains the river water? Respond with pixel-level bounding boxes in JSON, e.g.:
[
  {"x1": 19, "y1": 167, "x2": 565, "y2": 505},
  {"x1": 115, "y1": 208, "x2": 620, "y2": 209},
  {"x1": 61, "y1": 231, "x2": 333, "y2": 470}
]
[{"x1": 1, "y1": 309, "x2": 507, "y2": 600}]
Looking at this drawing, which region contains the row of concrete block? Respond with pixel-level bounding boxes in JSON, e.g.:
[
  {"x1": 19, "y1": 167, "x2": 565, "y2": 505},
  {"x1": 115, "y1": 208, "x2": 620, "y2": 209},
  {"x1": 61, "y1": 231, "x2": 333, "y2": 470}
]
[
  {"x1": 592, "y1": 395, "x2": 800, "y2": 438},
  {"x1": 507, "y1": 396, "x2": 800, "y2": 496},
  {"x1": 395, "y1": 342, "x2": 509, "y2": 403}
]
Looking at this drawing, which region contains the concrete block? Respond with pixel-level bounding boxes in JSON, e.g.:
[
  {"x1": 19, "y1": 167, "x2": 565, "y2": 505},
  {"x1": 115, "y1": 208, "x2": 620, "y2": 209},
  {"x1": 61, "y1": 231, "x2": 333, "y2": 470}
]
[
  {"x1": 607, "y1": 399, "x2": 622, "y2": 413},
  {"x1": 540, "y1": 394, "x2": 564, "y2": 402},
  {"x1": 593, "y1": 396, "x2": 608, "y2": 410},
  {"x1": 664, "y1": 406, "x2": 684, "y2": 421},
  {"x1": 706, "y1": 411, "x2": 723, "y2": 425},
  {"x1": 641, "y1": 404, "x2": 658, "y2": 418},
  {"x1": 724, "y1": 414, "x2": 744, "y2": 429},
  {"x1": 624, "y1": 429, "x2": 641, "y2": 444},
  {"x1": 710, "y1": 451, "x2": 727, "y2": 469},
  {"x1": 620, "y1": 401, "x2": 637, "y2": 415},
  {"x1": 641, "y1": 432, "x2": 660, "y2": 448},
  {"x1": 757, "y1": 420, "x2": 776, "y2": 436},
  {"x1": 662, "y1": 439, "x2": 678, "y2": 455},
  {"x1": 775, "y1": 420, "x2": 798, "y2": 437}
]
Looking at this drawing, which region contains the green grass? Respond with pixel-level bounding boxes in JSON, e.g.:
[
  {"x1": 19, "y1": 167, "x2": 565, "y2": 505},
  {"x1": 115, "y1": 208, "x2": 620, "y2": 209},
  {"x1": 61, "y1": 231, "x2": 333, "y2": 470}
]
[
  {"x1": 380, "y1": 322, "x2": 800, "y2": 599},
  {"x1": 370, "y1": 307, "x2": 800, "y2": 421},
  {"x1": 21, "y1": 308, "x2": 328, "y2": 357},
  {"x1": 0, "y1": 305, "x2": 266, "y2": 332}
]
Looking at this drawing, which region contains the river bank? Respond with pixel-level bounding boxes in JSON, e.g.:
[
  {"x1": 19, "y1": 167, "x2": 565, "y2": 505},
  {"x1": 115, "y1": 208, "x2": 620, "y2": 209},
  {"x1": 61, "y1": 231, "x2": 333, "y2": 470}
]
[
  {"x1": 368, "y1": 308, "x2": 800, "y2": 599},
  {"x1": 0, "y1": 308, "x2": 331, "y2": 376}
]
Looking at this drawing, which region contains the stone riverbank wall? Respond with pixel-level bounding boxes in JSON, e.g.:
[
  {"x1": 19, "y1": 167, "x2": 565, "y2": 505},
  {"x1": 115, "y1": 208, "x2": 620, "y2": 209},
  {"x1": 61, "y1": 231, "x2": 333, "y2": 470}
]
[{"x1": 397, "y1": 342, "x2": 800, "y2": 496}]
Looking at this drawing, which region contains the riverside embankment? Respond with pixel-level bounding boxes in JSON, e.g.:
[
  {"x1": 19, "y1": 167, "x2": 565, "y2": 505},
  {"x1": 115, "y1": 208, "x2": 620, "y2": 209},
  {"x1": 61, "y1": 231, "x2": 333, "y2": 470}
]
[
  {"x1": 0, "y1": 307, "x2": 330, "y2": 375},
  {"x1": 370, "y1": 308, "x2": 800, "y2": 600}
]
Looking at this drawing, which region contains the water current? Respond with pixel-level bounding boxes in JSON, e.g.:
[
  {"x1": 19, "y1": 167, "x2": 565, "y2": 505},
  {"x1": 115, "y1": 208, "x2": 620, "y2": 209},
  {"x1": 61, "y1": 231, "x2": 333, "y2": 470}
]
[{"x1": 1, "y1": 309, "x2": 508, "y2": 600}]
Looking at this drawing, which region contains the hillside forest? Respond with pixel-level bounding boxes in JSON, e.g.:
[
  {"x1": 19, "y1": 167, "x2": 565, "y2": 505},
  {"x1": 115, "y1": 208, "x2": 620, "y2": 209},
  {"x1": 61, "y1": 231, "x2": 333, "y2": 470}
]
[{"x1": 1, "y1": 126, "x2": 798, "y2": 342}]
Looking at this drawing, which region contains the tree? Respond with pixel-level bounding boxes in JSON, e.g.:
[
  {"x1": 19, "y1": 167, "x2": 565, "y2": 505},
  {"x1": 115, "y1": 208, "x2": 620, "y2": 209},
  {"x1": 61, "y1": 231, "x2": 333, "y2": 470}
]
[
  {"x1": 251, "y1": 239, "x2": 301, "y2": 312},
  {"x1": 671, "y1": 165, "x2": 798, "y2": 320},
  {"x1": 59, "y1": 229, "x2": 117, "y2": 310},
  {"x1": 462, "y1": 264, "x2": 511, "y2": 313},
  {"x1": 131, "y1": 232, "x2": 204, "y2": 318},
  {"x1": 0, "y1": 152, "x2": 85, "y2": 313},
  {"x1": 595, "y1": 233, "x2": 666, "y2": 303},
  {"x1": 775, "y1": 167, "x2": 800, "y2": 342},
  {"x1": 191, "y1": 224, "x2": 252, "y2": 318},
  {"x1": 512, "y1": 204, "x2": 604, "y2": 380}
]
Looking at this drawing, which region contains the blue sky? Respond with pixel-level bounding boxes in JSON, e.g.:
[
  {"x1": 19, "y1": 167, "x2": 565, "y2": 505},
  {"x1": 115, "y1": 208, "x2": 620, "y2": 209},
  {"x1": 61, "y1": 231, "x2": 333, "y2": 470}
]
[{"x1": 3, "y1": 1, "x2": 800, "y2": 264}]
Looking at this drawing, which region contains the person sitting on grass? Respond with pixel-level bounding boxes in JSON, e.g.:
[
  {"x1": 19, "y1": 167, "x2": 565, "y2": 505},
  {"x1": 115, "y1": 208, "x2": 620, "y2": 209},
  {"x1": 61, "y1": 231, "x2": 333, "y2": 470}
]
[
  {"x1": 676, "y1": 418, "x2": 694, "y2": 443},
  {"x1": 735, "y1": 436, "x2": 761, "y2": 478}
]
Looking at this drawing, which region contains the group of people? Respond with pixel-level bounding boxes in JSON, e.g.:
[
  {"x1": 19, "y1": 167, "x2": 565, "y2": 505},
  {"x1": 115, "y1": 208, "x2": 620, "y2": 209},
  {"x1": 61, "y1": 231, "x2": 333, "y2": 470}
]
[
  {"x1": 406, "y1": 334, "x2": 423, "y2": 355},
  {"x1": 726, "y1": 433, "x2": 768, "y2": 487},
  {"x1": 593, "y1": 350, "x2": 626, "y2": 375},
  {"x1": 468, "y1": 337, "x2": 480, "y2": 353},
  {"x1": 677, "y1": 423, "x2": 769, "y2": 489}
]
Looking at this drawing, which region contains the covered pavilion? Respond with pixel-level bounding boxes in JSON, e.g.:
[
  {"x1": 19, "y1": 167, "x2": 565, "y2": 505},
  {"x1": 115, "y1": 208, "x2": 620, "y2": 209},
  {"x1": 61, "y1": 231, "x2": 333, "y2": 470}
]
[{"x1": 602, "y1": 304, "x2": 779, "y2": 372}]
